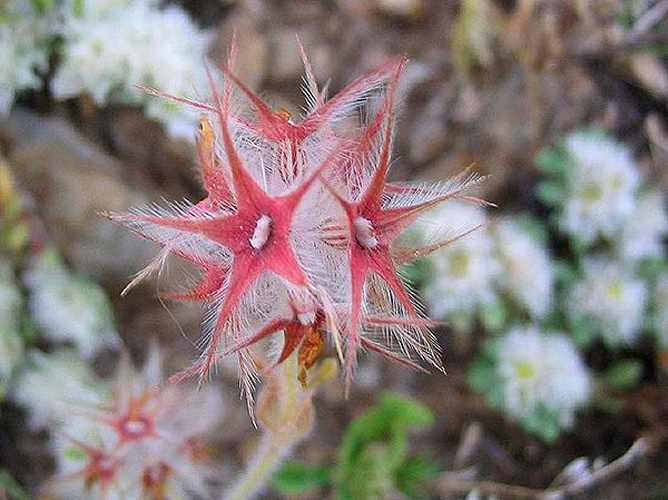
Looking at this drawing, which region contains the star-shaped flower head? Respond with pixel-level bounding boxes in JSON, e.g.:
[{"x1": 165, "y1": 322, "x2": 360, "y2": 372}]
[
  {"x1": 45, "y1": 348, "x2": 223, "y2": 500},
  {"x1": 319, "y1": 59, "x2": 486, "y2": 387},
  {"x1": 111, "y1": 41, "x2": 486, "y2": 413}
]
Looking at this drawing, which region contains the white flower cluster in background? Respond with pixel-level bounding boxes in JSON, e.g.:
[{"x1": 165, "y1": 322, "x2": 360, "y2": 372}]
[
  {"x1": 492, "y1": 217, "x2": 554, "y2": 320},
  {"x1": 559, "y1": 131, "x2": 641, "y2": 245},
  {"x1": 0, "y1": 259, "x2": 24, "y2": 387},
  {"x1": 420, "y1": 207, "x2": 556, "y2": 331},
  {"x1": 0, "y1": 0, "x2": 52, "y2": 113},
  {"x1": 53, "y1": 0, "x2": 213, "y2": 137},
  {"x1": 537, "y1": 129, "x2": 668, "y2": 348},
  {"x1": 421, "y1": 201, "x2": 501, "y2": 330},
  {"x1": 617, "y1": 189, "x2": 668, "y2": 263},
  {"x1": 652, "y1": 273, "x2": 668, "y2": 350},
  {"x1": 495, "y1": 325, "x2": 592, "y2": 432},
  {"x1": 568, "y1": 257, "x2": 648, "y2": 347},
  {"x1": 24, "y1": 250, "x2": 120, "y2": 359},
  {"x1": 13, "y1": 347, "x2": 224, "y2": 499}
]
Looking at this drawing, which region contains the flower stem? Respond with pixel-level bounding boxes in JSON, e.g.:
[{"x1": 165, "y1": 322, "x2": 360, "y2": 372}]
[
  {"x1": 225, "y1": 354, "x2": 312, "y2": 500},
  {"x1": 226, "y1": 427, "x2": 292, "y2": 500}
]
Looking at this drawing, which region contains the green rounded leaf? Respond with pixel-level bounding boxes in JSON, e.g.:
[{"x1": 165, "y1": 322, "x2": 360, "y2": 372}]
[
  {"x1": 603, "y1": 359, "x2": 643, "y2": 391},
  {"x1": 536, "y1": 181, "x2": 566, "y2": 207},
  {"x1": 273, "y1": 462, "x2": 332, "y2": 495}
]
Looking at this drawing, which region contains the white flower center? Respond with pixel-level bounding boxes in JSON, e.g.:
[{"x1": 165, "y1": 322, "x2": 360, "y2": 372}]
[
  {"x1": 119, "y1": 415, "x2": 152, "y2": 439},
  {"x1": 353, "y1": 216, "x2": 378, "y2": 249},
  {"x1": 249, "y1": 214, "x2": 273, "y2": 249}
]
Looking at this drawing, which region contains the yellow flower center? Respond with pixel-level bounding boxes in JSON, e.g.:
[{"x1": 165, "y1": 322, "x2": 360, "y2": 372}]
[
  {"x1": 514, "y1": 360, "x2": 536, "y2": 380},
  {"x1": 448, "y1": 250, "x2": 469, "y2": 277},
  {"x1": 581, "y1": 183, "x2": 602, "y2": 202},
  {"x1": 607, "y1": 280, "x2": 623, "y2": 300}
]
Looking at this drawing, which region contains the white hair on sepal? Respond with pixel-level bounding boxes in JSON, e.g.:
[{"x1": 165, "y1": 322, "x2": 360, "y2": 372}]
[
  {"x1": 357, "y1": 272, "x2": 440, "y2": 370},
  {"x1": 382, "y1": 170, "x2": 486, "y2": 212},
  {"x1": 114, "y1": 200, "x2": 234, "y2": 257},
  {"x1": 364, "y1": 323, "x2": 441, "y2": 371},
  {"x1": 121, "y1": 198, "x2": 220, "y2": 223},
  {"x1": 296, "y1": 35, "x2": 325, "y2": 114},
  {"x1": 197, "y1": 288, "x2": 228, "y2": 353},
  {"x1": 244, "y1": 273, "x2": 292, "y2": 327},
  {"x1": 316, "y1": 62, "x2": 399, "y2": 128},
  {"x1": 323, "y1": 119, "x2": 388, "y2": 203},
  {"x1": 291, "y1": 182, "x2": 350, "y2": 293},
  {"x1": 193, "y1": 288, "x2": 261, "y2": 418},
  {"x1": 121, "y1": 246, "x2": 171, "y2": 297},
  {"x1": 301, "y1": 132, "x2": 338, "y2": 174},
  {"x1": 417, "y1": 199, "x2": 490, "y2": 248}
]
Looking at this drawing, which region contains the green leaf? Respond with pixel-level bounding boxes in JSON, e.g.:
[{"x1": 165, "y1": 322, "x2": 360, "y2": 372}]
[
  {"x1": 594, "y1": 395, "x2": 623, "y2": 414},
  {"x1": 638, "y1": 258, "x2": 666, "y2": 282},
  {"x1": 19, "y1": 317, "x2": 40, "y2": 344},
  {"x1": 64, "y1": 446, "x2": 87, "y2": 462},
  {"x1": 514, "y1": 213, "x2": 549, "y2": 245},
  {"x1": 522, "y1": 404, "x2": 562, "y2": 442},
  {"x1": 2, "y1": 197, "x2": 23, "y2": 221},
  {"x1": 272, "y1": 462, "x2": 331, "y2": 495},
  {"x1": 603, "y1": 359, "x2": 643, "y2": 391},
  {"x1": 568, "y1": 234, "x2": 590, "y2": 257},
  {"x1": 542, "y1": 312, "x2": 561, "y2": 331},
  {"x1": 395, "y1": 456, "x2": 440, "y2": 499},
  {"x1": 335, "y1": 394, "x2": 435, "y2": 500},
  {"x1": 536, "y1": 180, "x2": 565, "y2": 207},
  {"x1": 567, "y1": 314, "x2": 595, "y2": 349},
  {"x1": 537, "y1": 149, "x2": 569, "y2": 176},
  {"x1": 400, "y1": 261, "x2": 427, "y2": 289},
  {"x1": 479, "y1": 302, "x2": 507, "y2": 333},
  {"x1": 31, "y1": 0, "x2": 55, "y2": 14},
  {"x1": 0, "y1": 470, "x2": 32, "y2": 500},
  {"x1": 72, "y1": 0, "x2": 84, "y2": 17},
  {"x1": 553, "y1": 259, "x2": 579, "y2": 287},
  {"x1": 468, "y1": 347, "x2": 504, "y2": 408},
  {"x1": 467, "y1": 356, "x2": 496, "y2": 394},
  {"x1": 2, "y1": 224, "x2": 30, "y2": 255},
  {"x1": 349, "y1": 443, "x2": 395, "y2": 499}
]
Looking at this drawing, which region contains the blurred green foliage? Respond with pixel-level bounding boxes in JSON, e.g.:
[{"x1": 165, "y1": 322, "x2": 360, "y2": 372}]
[{"x1": 272, "y1": 393, "x2": 439, "y2": 499}]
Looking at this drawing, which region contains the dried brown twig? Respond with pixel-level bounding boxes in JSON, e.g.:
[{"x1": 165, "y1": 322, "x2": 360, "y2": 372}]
[
  {"x1": 437, "y1": 433, "x2": 664, "y2": 499},
  {"x1": 569, "y1": 31, "x2": 668, "y2": 59},
  {"x1": 569, "y1": 0, "x2": 668, "y2": 59}
]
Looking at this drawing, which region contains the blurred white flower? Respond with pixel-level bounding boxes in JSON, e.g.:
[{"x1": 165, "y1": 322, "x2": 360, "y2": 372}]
[
  {"x1": 0, "y1": 0, "x2": 51, "y2": 113},
  {"x1": 52, "y1": 0, "x2": 212, "y2": 137},
  {"x1": 560, "y1": 131, "x2": 641, "y2": 245},
  {"x1": 13, "y1": 349, "x2": 107, "y2": 430},
  {"x1": 421, "y1": 202, "x2": 501, "y2": 327},
  {"x1": 617, "y1": 189, "x2": 668, "y2": 263},
  {"x1": 46, "y1": 347, "x2": 224, "y2": 500},
  {"x1": 493, "y1": 217, "x2": 554, "y2": 319},
  {"x1": 496, "y1": 325, "x2": 591, "y2": 429},
  {"x1": 568, "y1": 257, "x2": 648, "y2": 346},
  {"x1": 652, "y1": 273, "x2": 668, "y2": 349},
  {"x1": 0, "y1": 260, "x2": 24, "y2": 384},
  {"x1": 24, "y1": 251, "x2": 120, "y2": 359}
]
